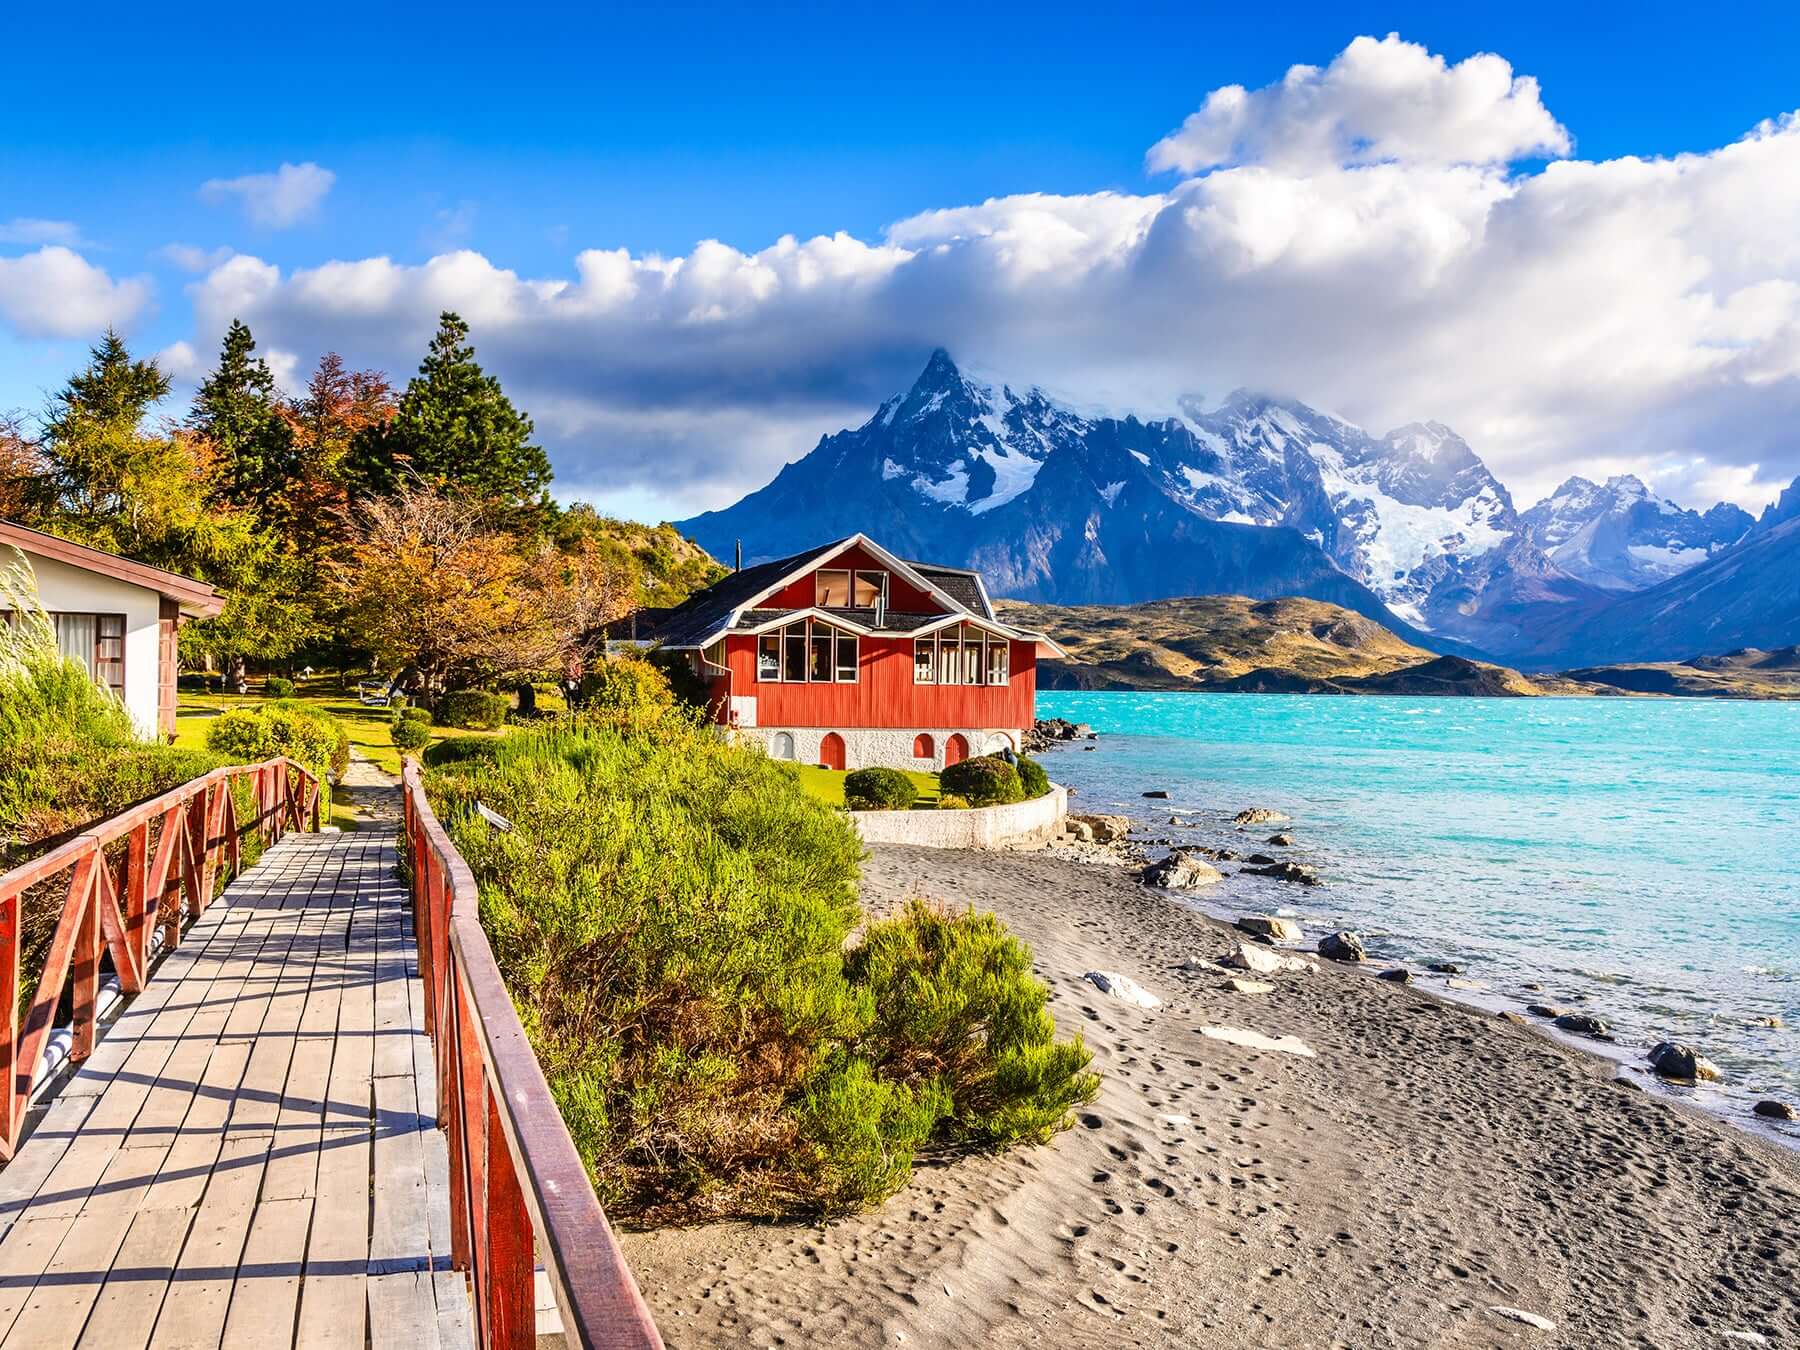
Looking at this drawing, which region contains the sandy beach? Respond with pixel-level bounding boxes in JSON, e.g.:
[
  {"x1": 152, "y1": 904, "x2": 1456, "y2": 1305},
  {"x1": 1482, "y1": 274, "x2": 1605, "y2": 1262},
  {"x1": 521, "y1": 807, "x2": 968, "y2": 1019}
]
[{"x1": 622, "y1": 841, "x2": 1800, "y2": 1349}]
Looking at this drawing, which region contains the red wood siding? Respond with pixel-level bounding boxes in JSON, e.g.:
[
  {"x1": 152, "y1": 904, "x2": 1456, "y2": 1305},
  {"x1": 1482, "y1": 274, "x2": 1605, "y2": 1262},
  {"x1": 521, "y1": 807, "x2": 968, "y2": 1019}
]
[
  {"x1": 724, "y1": 634, "x2": 1036, "y2": 729},
  {"x1": 765, "y1": 543, "x2": 945, "y2": 613},
  {"x1": 157, "y1": 597, "x2": 179, "y2": 741}
]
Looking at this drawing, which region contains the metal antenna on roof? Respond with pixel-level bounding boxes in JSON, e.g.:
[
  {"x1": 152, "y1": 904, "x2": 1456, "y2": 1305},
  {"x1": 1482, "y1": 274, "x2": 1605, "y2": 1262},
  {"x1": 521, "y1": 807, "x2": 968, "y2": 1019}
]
[{"x1": 735, "y1": 540, "x2": 742, "y2": 572}]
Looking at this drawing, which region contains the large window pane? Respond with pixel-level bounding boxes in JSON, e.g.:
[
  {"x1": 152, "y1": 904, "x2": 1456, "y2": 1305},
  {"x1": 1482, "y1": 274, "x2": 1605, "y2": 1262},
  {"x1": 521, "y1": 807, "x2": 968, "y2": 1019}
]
[
  {"x1": 853, "y1": 571, "x2": 886, "y2": 607},
  {"x1": 963, "y1": 634, "x2": 980, "y2": 685},
  {"x1": 815, "y1": 570, "x2": 850, "y2": 607},
  {"x1": 835, "y1": 632, "x2": 859, "y2": 682},
  {"x1": 758, "y1": 634, "x2": 780, "y2": 681},
  {"x1": 52, "y1": 613, "x2": 98, "y2": 679},
  {"x1": 914, "y1": 638, "x2": 934, "y2": 684},
  {"x1": 810, "y1": 628, "x2": 832, "y2": 681},
  {"x1": 96, "y1": 615, "x2": 125, "y2": 694},
  {"x1": 938, "y1": 633, "x2": 959, "y2": 685},
  {"x1": 987, "y1": 637, "x2": 1009, "y2": 686},
  {"x1": 783, "y1": 628, "x2": 807, "y2": 681}
]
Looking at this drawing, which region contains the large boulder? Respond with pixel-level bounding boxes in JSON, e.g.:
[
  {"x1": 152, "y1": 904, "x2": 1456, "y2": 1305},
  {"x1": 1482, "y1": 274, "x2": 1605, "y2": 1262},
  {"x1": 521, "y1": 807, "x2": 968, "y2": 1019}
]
[
  {"x1": 1224, "y1": 943, "x2": 1312, "y2": 976},
  {"x1": 1753, "y1": 1100, "x2": 1795, "y2": 1121},
  {"x1": 1317, "y1": 931, "x2": 1367, "y2": 963},
  {"x1": 1070, "y1": 813, "x2": 1131, "y2": 844},
  {"x1": 1377, "y1": 968, "x2": 1412, "y2": 984},
  {"x1": 1233, "y1": 807, "x2": 1290, "y2": 825},
  {"x1": 1266, "y1": 832, "x2": 1294, "y2": 847},
  {"x1": 1245, "y1": 861, "x2": 1322, "y2": 886},
  {"x1": 1554, "y1": 1012, "x2": 1610, "y2": 1037},
  {"x1": 1235, "y1": 915, "x2": 1302, "y2": 943},
  {"x1": 1647, "y1": 1042, "x2": 1723, "y2": 1082},
  {"x1": 1084, "y1": 971, "x2": 1160, "y2": 1009},
  {"x1": 1142, "y1": 853, "x2": 1223, "y2": 890}
]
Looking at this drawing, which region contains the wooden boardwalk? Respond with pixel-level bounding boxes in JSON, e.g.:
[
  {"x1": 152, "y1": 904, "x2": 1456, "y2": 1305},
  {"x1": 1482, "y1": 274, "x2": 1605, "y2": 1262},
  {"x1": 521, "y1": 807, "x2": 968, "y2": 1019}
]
[{"x1": 0, "y1": 831, "x2": 471, "y2": 1349}]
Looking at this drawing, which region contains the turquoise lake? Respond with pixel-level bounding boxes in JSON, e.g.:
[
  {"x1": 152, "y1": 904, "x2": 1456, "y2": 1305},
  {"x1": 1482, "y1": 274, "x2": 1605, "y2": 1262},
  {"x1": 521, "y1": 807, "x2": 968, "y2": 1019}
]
[{"x1": 1037, "y1": 691, "x2": 1800, "y2": 1126}]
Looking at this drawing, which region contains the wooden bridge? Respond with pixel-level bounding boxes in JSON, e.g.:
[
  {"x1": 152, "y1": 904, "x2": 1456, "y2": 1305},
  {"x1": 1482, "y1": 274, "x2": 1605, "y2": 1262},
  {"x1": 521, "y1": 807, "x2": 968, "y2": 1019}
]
[{"x1": 0, "y1": 760, "x2": 662, "y2": 1349}]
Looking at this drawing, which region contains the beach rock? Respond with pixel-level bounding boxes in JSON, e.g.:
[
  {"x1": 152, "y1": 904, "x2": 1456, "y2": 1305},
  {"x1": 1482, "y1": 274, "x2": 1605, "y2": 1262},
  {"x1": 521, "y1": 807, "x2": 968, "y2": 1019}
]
[
  {"x1": 1317, "y1": 931, "x2": 1367, "y2": 963},
  {"x1": 1489, "y1": 1306, "x2": 1557, "y2": 1332},
  {"x1": 1235, "y1": 915, "x2": 1301, "y2": 943},
  {"x1": 1748, "y1": 1015, "x2": 1782, "y2": 1028},
  {"x1": 1647, "y1": 1042, "x2": 1723, "y2": 1082},
  {"x1": 1524, "y1": 981, "x2": 1545, "y2": 992},
  {"x1": 1225, "y1": 943, "x2": 1312, "y2": 976},
  {"x1": 1377, "y1": 968, "x2": 1411, "y2": 984},
  {"x1": 1143, "y1": 790, "x2": 1170, "y2": 799},
  {"x1": 1752, "y1": 1099, "x2": 1795, "y2": 1121},
  {"x1": 1223, "y1": 978, "x2": 1276, "y2": 994},
  {"x1": 1427, "y1": 961, "x2": 1461, "y2": 974},
  {"x1": 1244, "y1": 861, "x2": 1322, "y2": 886},
  {"x1": 1141, "y1": 853, "x2": 1223, "y2": 890},
  {"x1": 1199, "y1": 1025, "x2": 1315, "y2": 1058},
  {"x1": 1191, "y1": 845, "x2": 1241, "y2": 862},
  {"x1": 1070, "y1": 813, "x2": 1131, "y2": 843},
  {"x1": 1176, "y1": 956, "x2": 1228, "y2": 976},
  {"x1": 1168, "y1": 815, "x2": 1193, "y2": 827},
  {"x1": 1445, "y1": 977, "x2": 1488, "y2": 991},
  {"x1": 1525, "y1": 1004, "x2": 1566, "y2": 1019},
  {"x1": 1084, "y1": 971, "x2": 1161, "y2": 1009},
  {"x1": 1064, "y1": 819, "x2": 1095, "y2": 844},
  {"x1": 1555, "y1": 1012, "x2": 1610, "y2": 1037},
  {"x1": 1266, "y1": 832, "x2": 1294, "y2": 846},
  {"x1": 1245, "y1": 852, "x2": 1279, "y2": 865},
  {"x1": 1232, "y1": 807, "x2": 1289, "y2": 825},
  {"x1": 1497, "y1": 1011, "x2": 1530, "y2": 1026}
]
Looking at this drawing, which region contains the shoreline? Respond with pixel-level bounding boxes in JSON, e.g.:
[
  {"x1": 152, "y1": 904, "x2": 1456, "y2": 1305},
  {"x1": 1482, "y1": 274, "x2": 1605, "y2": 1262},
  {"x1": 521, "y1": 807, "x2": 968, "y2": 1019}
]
[{"x1": 622, "y1": 842, "x2": 1800, "y2": 1348}]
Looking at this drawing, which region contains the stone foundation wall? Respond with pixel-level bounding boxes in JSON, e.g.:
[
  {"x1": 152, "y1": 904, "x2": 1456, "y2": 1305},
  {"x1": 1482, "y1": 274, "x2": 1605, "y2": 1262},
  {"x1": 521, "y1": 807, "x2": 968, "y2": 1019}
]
[
  {"x1": 849, "y1": 784, "x2": 1068, "y2": 850},
  {"x1": 743, "y1": 725, "x2": 1022, "y2": 772}
]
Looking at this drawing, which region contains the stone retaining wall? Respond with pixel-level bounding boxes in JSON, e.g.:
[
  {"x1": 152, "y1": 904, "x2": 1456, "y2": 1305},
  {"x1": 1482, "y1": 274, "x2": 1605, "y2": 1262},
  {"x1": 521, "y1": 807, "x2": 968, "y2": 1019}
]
[{"x1": 849, "y1": 784, "x2": 1067, "y2": 850}]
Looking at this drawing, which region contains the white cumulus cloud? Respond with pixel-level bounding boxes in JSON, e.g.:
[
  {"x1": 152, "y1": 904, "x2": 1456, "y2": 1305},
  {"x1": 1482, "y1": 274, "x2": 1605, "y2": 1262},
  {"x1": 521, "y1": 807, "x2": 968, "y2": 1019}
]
[
  {"x1": 1147, "y1": 33, "x2": 1571, "y2": 173},
  {"x1": 0, "y1": 218, "x2": 85, "y2": 247},
  {"x1": 0, "y1": 247, "x2": 151, "y2": 339},
  {"x1": 200, "y1": 162, "x2": 335, "y2": 228},
  {"x1": 169, "y1": 36, "x2": 1800, "y2": 517}
]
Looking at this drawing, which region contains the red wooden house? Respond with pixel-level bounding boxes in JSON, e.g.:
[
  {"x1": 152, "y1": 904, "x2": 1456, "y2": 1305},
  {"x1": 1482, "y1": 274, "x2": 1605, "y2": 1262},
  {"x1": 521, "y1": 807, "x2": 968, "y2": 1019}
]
[{"x1": 629, "y1": 535, "x2": 1063, "y2": 771}]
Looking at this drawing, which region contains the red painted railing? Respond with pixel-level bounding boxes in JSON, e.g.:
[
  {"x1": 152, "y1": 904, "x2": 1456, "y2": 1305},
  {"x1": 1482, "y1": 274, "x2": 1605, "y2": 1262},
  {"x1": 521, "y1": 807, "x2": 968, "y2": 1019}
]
[
  {"x1": 402, "y1": 759, "x2": 663, "y2": 1350},
  {"x1": 0, "y1": 757, "x2": 320, "y2": 1158}
]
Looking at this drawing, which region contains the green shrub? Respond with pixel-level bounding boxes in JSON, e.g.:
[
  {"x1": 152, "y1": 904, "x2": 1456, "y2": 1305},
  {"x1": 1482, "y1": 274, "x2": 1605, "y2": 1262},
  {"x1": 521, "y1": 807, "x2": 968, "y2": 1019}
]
[
  {"x1": 939, "y1": 755, "x2": 1024, "y2": 807},
  {"x1": 388, "y1": 691, "x2": 409, "y2": 711},
  {"x1": 206, "y1": 704, "x2": 347, "y2": 784},
  {"x1": 843, "y1": 767, "x2": 917, "y2": 812},
  {"x1": 578, "y1": 656, "x2": 676, "y2": 724},
  {"x1": 400, "y1": 705, "x2": 432, "y2": 725},
  {"x1": 1016, "y1": 755, "x2": 1050, "y2": 799},
  {"x1": 390, "y1": 717, "x2": 430, "y2": 751},
  {"x1": 846, "y1": 900, "x2": 1097, "y2": 1146},
  {"x1": 438, "y1": 689, "x2": 510, "y2": 730},
  {"x1": 263, "y1": 676, "x2": 296, "y2": 699},
  {"x1": 423, "y1": 716, "x2": 1094, "y2": 1223},
  {"x1": 937, "y1": 793, "x2": 972, "y2": 810}
]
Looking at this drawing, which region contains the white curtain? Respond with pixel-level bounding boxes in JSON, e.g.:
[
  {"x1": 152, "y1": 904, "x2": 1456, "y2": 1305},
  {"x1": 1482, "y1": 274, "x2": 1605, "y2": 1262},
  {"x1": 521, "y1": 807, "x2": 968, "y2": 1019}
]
[{"x1": 52, "y1": 613, "x2": 98, "y2": 677}]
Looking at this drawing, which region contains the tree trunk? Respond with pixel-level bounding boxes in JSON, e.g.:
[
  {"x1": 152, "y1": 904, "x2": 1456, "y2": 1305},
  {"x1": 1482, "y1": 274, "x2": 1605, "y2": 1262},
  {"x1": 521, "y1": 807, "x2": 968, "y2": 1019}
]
[{"x1": 516, "y1": 681, "x2": 537, "y2": 717}]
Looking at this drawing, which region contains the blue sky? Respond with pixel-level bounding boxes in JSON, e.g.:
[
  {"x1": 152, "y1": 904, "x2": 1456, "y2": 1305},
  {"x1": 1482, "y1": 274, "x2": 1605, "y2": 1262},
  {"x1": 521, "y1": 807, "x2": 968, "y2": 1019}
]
[{"x1": 5, "y1": 4, "x2": 1800, "y2": 519}]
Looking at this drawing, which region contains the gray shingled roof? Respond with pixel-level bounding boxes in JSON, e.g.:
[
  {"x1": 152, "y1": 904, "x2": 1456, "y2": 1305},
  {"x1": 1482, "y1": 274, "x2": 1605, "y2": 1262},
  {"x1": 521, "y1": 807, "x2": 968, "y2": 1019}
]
[{"x1": 905, "y1": 563, "x2": 991, "y2": 618}]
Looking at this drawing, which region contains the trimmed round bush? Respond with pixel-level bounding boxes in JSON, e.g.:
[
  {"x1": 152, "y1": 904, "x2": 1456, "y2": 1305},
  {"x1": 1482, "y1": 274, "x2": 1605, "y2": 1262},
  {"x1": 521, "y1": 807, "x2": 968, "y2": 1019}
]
[
  {"x1": 1016, "y1": 755, "x2": 1050, "y2": 800},
  {"x1": 937, "y1": 793, "x2": 971, "y2": 810},
  {"x1": 263, "y1": 676, "x2": 295, "y2": 699},
  {"x1": 206, "y1": 704, "x2": 346, "y2": 783},
  {"x1": 422, "y1": 735, "x2": 502, "y2": 770},
  {"x1": 438, "y1": 689, "x2": 510, "y2": 730},
  {"x1": 390, "y1": 717, "x2": 430, "y2": 751},
  {"x1": 844, "y1": 767, "x2": 917, "y2": 812},
  {"x1": 400, "y1": 706, "x2": 432, "y2": 725},
  {"x1": 938, "y1": 754, "x2": 1023, "y2": 808}
]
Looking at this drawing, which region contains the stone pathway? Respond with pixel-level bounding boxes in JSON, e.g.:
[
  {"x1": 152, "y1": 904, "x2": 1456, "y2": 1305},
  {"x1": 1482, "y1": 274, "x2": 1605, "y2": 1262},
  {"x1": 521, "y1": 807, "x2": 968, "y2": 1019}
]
[{"x1": 335, "y1": 751, "x2": 403, "y2": 830}]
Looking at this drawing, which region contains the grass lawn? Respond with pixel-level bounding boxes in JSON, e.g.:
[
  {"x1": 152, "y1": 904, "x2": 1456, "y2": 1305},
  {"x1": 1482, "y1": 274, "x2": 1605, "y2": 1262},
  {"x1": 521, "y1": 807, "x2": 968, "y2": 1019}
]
[{"x1": 792, "y1": 763, "x2": 940, "y2": 809}]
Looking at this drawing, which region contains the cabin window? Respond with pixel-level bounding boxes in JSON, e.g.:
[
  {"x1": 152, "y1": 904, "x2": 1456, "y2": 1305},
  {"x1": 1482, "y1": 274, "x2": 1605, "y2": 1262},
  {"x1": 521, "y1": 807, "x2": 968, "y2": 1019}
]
[
  {"x1": 815, "y1": 570, "x2": 851, "y2": 607},
  {"x1": 914, "y1": 639, "x2": 935, "y2": 683},
  {"x1": 762, "y1": 619, "x2": 860, "y2": 683},
  {"x1": 853, "y1": 571, "x2": 887, "y2": 608},
  {"x1": 31, "y1": 612, "x2": 128, "y2": 697},
  {"x1": 986, "y1": 638, "x2": 1009, "y2": 686}
]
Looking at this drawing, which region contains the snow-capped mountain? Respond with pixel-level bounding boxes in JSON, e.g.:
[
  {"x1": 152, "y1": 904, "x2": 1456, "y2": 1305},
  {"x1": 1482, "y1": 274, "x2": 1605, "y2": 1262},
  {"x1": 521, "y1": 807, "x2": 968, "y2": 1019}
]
[
  {"x1": 675, "y1": 351, "x2": 1767, "y2": 661},
  {"x1": 1519, "y1": 475, "x2": 1752, "y2": 592}
]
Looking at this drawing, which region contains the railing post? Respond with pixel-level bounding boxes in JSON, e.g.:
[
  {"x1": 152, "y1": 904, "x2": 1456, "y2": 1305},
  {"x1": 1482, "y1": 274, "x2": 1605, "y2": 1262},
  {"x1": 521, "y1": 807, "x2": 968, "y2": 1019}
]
[
  {"x1": 0, "y1": 884, "x2": 19, "y2": 1157},
  {"x1": 125, "y1": 822, "x2": 150, "y2": 982},
  {"x1": 70, "y1": 863, "x2": 101, "y2": 1063},
  {"x1": 447, "y1": 978, "x2": 473, "y2": 1274},
  {"x1": 185, "y1": 785, "x2": 208, "y2": 919},
  {"x1": 485, "y1": 1085, "x2": 537, "y2": 1348}
]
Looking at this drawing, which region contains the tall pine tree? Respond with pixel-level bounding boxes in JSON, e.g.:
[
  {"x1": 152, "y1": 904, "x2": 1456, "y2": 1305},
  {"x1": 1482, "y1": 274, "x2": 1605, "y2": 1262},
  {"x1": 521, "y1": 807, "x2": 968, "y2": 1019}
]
[
  {"x1": 31, "y1": 329, "x2": 174, "y2": 526},
  {"x1": 189, "y1": 319, "x2": 296, "y2": 517},
  {"x1": 347, "y1": 311, "x2": 551, "y2": 514}
]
